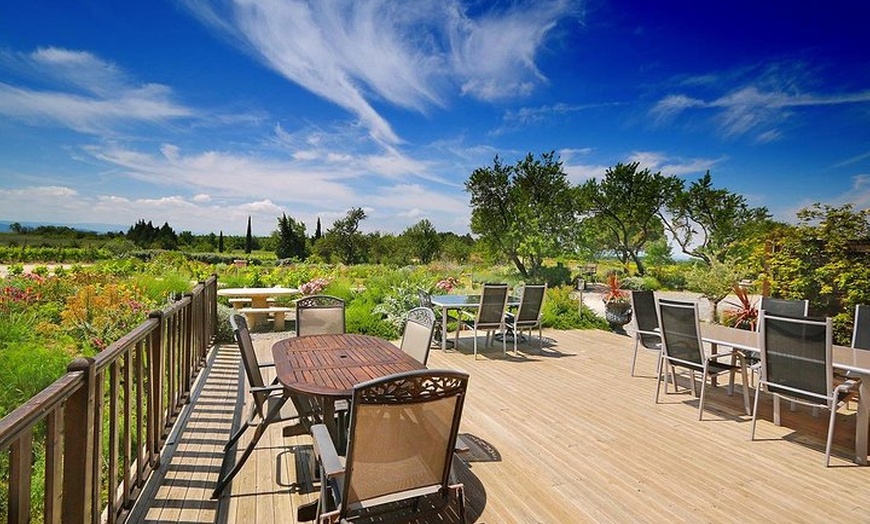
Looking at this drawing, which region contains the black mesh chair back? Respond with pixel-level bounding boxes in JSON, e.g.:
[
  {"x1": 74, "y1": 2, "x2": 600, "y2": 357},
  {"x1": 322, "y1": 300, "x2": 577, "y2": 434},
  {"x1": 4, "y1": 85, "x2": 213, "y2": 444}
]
[
  {"x1": 760, "y1": 297, "x2": 809, "y2": 318},
  {"x1": 514, "y1": 284, "x2": 546, "y2": 327},
  {"x1": 476, "y1": 283, "x2": 509, "y2": 328},
  {"x1": 760, "y1": 312, "x2": 830, "y2": 402},
  {"x1": 632, "y1": 290, "x2": 660, "y2": 349},
  {"x1": 853, "y1": 304, "x2": 870, "y2": 350},
  {"x1": 657, "y1": 299, "x2": 704, "y2": 368},
  {"x1": 229, "y1": 314, "x2": 269, "y2": 414}
]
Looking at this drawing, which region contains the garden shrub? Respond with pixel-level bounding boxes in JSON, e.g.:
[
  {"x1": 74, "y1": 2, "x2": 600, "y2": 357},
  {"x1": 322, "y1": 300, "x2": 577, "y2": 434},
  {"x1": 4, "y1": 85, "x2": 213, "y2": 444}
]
[
  {"x1": 215, "y1": 303, "x2": 235, "y2": 343},
  {"x1": 541, "y1": 286, "x2": 609, "y2": 330}
]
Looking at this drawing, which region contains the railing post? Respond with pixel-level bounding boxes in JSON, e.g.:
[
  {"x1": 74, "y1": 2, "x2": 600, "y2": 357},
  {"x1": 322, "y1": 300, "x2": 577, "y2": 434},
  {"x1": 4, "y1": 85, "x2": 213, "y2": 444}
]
[
  {"x1": 148, "y1": 310, "x2": 164, "y2": 467},
  {"x1": 62, "y1": 357, "x2": 97, "y2": 524}
]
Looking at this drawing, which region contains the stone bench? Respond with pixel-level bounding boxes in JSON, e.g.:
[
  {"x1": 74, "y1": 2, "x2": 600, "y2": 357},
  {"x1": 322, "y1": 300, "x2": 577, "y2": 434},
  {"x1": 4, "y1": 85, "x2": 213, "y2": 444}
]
[
  {"x1": 228, "y1": 298, "x2": 252, "y2": 309},
  {"x1": 238, "y1": 306, "x2": 295, "y2": 331}
]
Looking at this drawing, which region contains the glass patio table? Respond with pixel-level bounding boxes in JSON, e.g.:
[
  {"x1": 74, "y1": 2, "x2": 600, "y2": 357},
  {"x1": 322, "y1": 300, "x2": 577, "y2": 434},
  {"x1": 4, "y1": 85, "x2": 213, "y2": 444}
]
[{"x1": 430, "y1": 293, "x2": 520, "y2": 351}]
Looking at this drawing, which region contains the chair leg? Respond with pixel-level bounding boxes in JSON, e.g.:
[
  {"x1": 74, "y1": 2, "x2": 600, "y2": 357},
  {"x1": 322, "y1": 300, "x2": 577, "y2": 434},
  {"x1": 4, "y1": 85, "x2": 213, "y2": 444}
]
[
  {"x1": 825, "y1": 400, "x2": 838, "y2": 467},
  {"x1": 630, "y1": 337, "x2": 640, "y2": 376},
  {"x1": 698, "y1": 368, "x2": 709, "y2": 421},
  {"x1": 655, "y1": 357, "x2": 665, "y2": 404},
  {"x1": 773, "y1": 395, "x2": 782, "y2": 426},
  {"x1": 212, "y1": 392, "x2": 288, "y2": 498},
  {"x1": 750, "y1": 385, "x2": 762, "y2": 441},
  {"x1": 740, "y1": 362, "x2": 751, "y2": 415}
]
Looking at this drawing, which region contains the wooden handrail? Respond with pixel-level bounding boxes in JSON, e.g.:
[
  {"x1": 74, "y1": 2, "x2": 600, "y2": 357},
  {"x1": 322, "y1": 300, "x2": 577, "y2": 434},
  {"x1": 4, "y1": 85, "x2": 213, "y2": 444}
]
[{"x1": 0, "y1": 274, "x2": 218, "y2": 524}]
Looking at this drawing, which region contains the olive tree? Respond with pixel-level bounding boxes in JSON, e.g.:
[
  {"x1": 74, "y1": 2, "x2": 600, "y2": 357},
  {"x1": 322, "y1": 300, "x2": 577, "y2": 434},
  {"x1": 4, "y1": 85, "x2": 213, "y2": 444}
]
[
  {"x1": 661, "y1": 171, "x2": 770, "y2": 265},
  {"x1": 579, "y1": 162, "x2": 680, "y2": 275},
  {"x1": 466, "y1": 152, "x2": 578, "y2": 279}
]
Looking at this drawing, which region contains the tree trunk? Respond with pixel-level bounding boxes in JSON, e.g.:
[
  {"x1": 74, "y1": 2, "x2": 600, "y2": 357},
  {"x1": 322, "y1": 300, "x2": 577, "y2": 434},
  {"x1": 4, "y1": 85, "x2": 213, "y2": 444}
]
[
  {"x1": 631, "y1": 251, "x2": 646, "y2": 276},
  {"x1": 511, "y1": 254, "x2": 529, "y2": 279}
]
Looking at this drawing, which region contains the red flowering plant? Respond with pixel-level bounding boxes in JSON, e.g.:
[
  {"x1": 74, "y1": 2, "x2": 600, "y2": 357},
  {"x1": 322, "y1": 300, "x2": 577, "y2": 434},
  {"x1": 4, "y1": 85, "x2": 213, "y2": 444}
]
[
  {"x1": 435, "y1": 277, "x2": 459, "y2": 293},
  {"x1": 722, "y1": 283, "x2": 758, "y2": 330},
  {"x1": 300, "y1": 277, "x2": 330, "y2": 295},
  {"x1": 602, "y1": 273, "x2": 629, "y2": 304}
]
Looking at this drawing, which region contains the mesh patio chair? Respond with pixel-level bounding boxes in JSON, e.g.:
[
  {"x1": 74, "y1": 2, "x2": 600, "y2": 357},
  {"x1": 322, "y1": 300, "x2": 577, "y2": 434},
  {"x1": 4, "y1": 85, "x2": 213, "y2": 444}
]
[
  {"x1": 212, "y1": 314, "x2": 320, "y2": 498},
  {"x1": 503, "y1": 283, "x2": 547, "y2": 354},
  {"x1": 853, "y1": 304, "x2": 870, "y2": 350},
  {"x1": 400, "y1": 307, "x2": 437, "y2": 366},
  {"x1": 759, "y1": 296, "x2": 809, "y2": 317},
  {"x1": 750, "y1": 311, "x2": 859, "y2": 466},
  {"x1": 309, "y1": 369, "x2": 469, "y2": 524},
  {"x1": 655, "y1": 299, "x2": 751, "y2": 419},
  {"x1": 629, "y1": 290, "x2": 662, "y2": 377},
  {"x1": 456, "y1": 283, "x2": 509, "y2": 359},
  {"x1": 296, "y1": 294, "x2": 346, "y2": 336}
]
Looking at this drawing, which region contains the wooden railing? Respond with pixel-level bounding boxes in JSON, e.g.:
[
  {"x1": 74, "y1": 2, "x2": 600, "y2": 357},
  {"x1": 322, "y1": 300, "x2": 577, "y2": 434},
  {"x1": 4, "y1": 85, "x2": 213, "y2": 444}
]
[{"x1": 0, "y1": 275, "x2": 218, "y2": 524}]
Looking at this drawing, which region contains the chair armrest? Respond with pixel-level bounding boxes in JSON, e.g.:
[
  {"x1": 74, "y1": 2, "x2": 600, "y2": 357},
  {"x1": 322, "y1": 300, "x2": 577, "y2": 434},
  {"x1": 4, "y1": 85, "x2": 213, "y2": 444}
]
[
  {"x1": 635, "y1": 329, "x2": 660, "y2": 338},
  {"x1": 249, "y1": 384, "x2": 284, "y2": 394},
  {"x1": 258, "y1": 360, "x2": 275, "y2": 368},
  {"x1": 311, "y1": 424, "x2": 344, "y2": 479}
]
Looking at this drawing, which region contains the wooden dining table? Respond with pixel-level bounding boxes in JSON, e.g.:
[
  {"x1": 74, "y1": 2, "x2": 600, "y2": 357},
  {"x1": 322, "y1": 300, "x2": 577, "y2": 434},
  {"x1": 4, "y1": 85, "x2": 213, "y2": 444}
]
[
  {"x1": 271, "y1": 333, "x2": 424, "y2": 442},
  {"x1": 700, "y1": 323, "x2": 870, "y2": 465}
]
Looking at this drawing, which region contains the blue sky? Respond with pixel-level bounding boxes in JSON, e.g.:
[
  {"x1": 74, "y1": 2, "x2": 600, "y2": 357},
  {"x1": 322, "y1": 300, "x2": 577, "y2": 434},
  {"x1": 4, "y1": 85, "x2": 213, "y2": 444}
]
[{"x1": 1, "y1": 0, "x2": 868, "y2": 236}]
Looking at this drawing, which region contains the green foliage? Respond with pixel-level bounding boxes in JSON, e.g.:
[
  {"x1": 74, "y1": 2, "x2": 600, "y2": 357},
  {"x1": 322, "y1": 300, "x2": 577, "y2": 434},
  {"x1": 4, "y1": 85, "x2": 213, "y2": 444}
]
[
  {"x1": 466, "y1": 152, "x2": 578, "y2": 278},
  {"x1": 402, "y1": 219, "x2": 440, "y2": 263},
  {"x1": 685, "y1": 258, "x2": 746, "y2": 322},
  {"x1": 322, "y1": 208, "x2": 367, "y2": 264},
  {"x1": 579, "y1": 161, "x2": 680, "y2": 275},
  {"x1": 215, "y1": 303, "x2": 235, "y2": 343},
  {"x1": 541, "y1": 286, "x2": 609, "y2": 329},
  {"x1": 662, "y1": 171, "x2": 771, "y2": 265},
  {"x1": 275, "y1": 213, "x2": 307, "y2": 260},
  {"x1": 764, "y1": 203, "x2": 870, "y2": 344},
  {"x1": 346, "y1": 294, "x2": 399, "y2": 339}
]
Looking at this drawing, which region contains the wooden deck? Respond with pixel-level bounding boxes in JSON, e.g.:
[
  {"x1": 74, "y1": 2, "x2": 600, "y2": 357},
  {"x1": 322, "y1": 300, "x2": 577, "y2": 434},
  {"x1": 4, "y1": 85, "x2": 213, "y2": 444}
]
[{"x1": 129, "y1": 328, "x2": 870, "y2": 523}]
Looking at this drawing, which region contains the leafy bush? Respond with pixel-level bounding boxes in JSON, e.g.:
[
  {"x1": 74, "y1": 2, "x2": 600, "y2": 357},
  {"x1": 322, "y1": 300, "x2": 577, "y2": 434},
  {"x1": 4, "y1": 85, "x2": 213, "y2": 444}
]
[
  {"x1": 346, "y1": 294, "x2": 398, "y2": 339},
  {"x1": 215, "y1": 303, "x2": 235, "y2": 343},
  {"x1": 541, "y1": 286, "x2": 609, "y2": 330}
]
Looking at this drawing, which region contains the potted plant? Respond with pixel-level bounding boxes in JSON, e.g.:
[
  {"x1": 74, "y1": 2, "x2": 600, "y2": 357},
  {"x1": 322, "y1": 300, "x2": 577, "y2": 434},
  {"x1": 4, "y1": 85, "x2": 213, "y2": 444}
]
[
  {"x1": 603, "y1": 273, "x2": 632, "y2": 330},
  {"x1": 722, "y1": 283, "x2": 758, "y2": 330}
]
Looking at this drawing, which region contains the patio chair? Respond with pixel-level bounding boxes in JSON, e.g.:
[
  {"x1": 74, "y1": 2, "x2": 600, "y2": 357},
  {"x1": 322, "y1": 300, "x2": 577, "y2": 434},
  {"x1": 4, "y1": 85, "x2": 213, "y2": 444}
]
[
  {"x1": 296, "y1": 294, "x2": 346, "y2": 336},
  {"x1": 750, "y1": 311, "x2": 859, "y2": 466},
  {"x1": 212, "y1": 314, "x2": 320, "y2": 498},
  {"x1": 852, "y1": 304, "x2": 870, "y2": 350},
  {"x1": 503, "y1": 283, "x2": 547, "y2": 354},
  {"x1": 400, "y1": 307, "x2": 437, "y2": 366},
  {"x1": 629, "y1": 290, "x2": 662, "y2": 377},
  {"x1": 310, "y1": 369, "x2": 469, "y2": 524},
  {"x1": 418, "y1": 288, "x2": 456, "y2": 348},
  {"x1": 759, "y1": 296, "x2": 809, "y2": 317},
  {"x1": 457, "y1": 283, "x2": 509, "y2": 358},
  {"x1": 655, "y1": 299, "x2": 751, "y2": 419}
]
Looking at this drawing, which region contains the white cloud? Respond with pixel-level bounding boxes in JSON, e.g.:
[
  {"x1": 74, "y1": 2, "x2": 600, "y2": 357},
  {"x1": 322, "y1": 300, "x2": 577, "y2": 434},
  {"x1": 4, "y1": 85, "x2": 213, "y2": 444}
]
[
  {"x1": 650, "y1": 64, "x2": 870, "y2": 139},
  {"x1": 0, "y1": 48, "x2": 191, "y2": 134},
  {"x1": 181, "y1": 0, "x2": 580, "y2": 144}
]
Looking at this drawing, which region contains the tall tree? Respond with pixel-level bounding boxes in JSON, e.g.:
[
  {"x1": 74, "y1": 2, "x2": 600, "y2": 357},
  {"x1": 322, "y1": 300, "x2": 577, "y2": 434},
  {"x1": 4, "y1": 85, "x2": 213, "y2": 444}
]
[
  {"x1": 660, "y1": 171, "x2": 770, "y2": 264},
  {"x1": 579, "y1": 162, "x2": 680, "y2": 275},
  {"x1": 402, "y1": 219, "x2": 440, "y2": 263},
  {"x1": 274, "y1": 213, "x2": 307, "y2": 260},
  {"x1": 244, "y1": 216, "x2": 253, "y2": 254},
  {"x1": 466, "y1": 152, "x2": 578, "y2": 278},
  {"x1": 314, "y1": 217, "x2": 322, "y2": 241},
  {"x1": 218, "y1": 230, "x2": 224, "y2": 253},
  {"x1": 327, "y1": 207, "x2": 367, "y2": 264}
]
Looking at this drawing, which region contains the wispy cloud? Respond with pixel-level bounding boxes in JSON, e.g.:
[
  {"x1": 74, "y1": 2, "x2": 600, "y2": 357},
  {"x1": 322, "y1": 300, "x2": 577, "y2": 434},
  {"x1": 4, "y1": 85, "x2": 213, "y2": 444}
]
[
  {"x1": 493, "y1": 101, "x2": 622, "y2": 135},
  {"x1": 650, "y1": 64, "x2": 870, "y2": 140},
  {"x1": 0, "y1": 48, "x2": 191, "y2": 134},
  {"x1": 180, "y1": 0, "x2": 580, "y2": 145}
]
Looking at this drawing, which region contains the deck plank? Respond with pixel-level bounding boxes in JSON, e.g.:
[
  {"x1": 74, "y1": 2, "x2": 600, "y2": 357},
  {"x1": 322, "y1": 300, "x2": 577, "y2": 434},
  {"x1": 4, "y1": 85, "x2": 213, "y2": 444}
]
[{"x1": 130, "y1": 328, "x2": 870, "y2": 524}]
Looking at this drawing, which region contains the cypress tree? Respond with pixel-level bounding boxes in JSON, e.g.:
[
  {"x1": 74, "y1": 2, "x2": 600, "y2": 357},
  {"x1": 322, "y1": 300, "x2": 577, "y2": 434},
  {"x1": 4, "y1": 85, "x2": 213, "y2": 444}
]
[
  {"x1": 245, "y1": 216, "x2": 253, "y2": 254},
  {"x1": 314, "y1": 217, "x2": 322, "y2": 241},
  {"x1": 218, "y1": 230, "x2": 224, "y2": 253}
]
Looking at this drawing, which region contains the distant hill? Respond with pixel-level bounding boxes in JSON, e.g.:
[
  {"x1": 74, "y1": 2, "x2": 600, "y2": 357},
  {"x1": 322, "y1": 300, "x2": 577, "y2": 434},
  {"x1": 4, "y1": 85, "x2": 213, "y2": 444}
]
[{"x1": 0, "y1": 220, "x2": 127, "y2": 234}]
